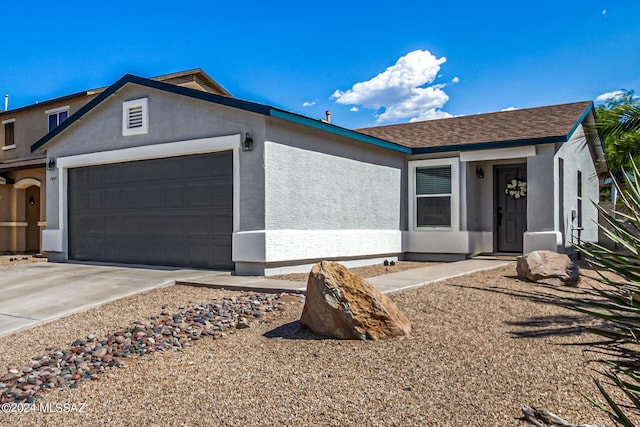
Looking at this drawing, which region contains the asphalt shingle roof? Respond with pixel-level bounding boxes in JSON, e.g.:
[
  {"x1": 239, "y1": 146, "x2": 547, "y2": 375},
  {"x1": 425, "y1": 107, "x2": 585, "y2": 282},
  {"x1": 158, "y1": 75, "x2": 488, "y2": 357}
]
[{"x1": 356, "y1": 101, "x2": 593, "y2": 150}]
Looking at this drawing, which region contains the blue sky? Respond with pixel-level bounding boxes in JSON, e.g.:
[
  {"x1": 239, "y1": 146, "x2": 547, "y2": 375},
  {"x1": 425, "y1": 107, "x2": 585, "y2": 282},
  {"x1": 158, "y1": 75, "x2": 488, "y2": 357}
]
[{"x1": 2, "y1": 1, "x2": 639, "y2": 129}]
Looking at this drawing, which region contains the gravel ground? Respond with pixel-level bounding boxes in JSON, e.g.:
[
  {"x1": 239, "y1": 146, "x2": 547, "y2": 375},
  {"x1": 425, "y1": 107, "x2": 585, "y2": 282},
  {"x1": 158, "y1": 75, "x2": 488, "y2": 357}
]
[
  {"x1": 0, "y1": 264, "x2": 620, "y2": 426},
  {"x1": 0, "y1": 255, "x2": 46, "y2": 267}
]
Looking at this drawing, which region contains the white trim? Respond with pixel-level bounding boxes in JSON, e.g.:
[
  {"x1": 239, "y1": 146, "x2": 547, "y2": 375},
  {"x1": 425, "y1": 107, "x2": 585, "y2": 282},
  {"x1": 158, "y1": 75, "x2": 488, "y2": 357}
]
[
  {"x1": 0, "y1": 222, "x2": 28, "y2": 227},
  {"x1": 122, "y1": 97, "x2": 149, "y2": 136},
  {"x1": 56, "y1": 134, "x2": 241, "y2": 168},
  {"x1": 408, "y1": 157, "x2": 460, "y2": 232},
  {"x1": 37, "y1": 221, "x2": 46, "y2": 227},
  {"x1": 53, "y1": 134, "x2": 242, "y2": 258},
  {"x1": 1, "y1": 118, "x2": 15, "y2": 125},
  {"x1": 42, "y1": 229, "x2": 63, "y2": 252},
  {"x1": 233, "y1": 229, "x2": 401, "y2": 263},
  {"x1": 402, "y1": 230, "x2": 491, "y2": 254},
  {"x1": 44, "y1": 105, "x2": 70, "y2": 115},
  {"x1": 0, "y1": 177, "x2": 5, "y2": 185},
  {"x1": 13, "y1": 178, "x2": 41, "y2": 189},
  {"x1": 460, "y1": 146, "x2": 536, "y2": 162},
  {"x1": 2, "y1": 144, "x2": 16, "y2": 151}
]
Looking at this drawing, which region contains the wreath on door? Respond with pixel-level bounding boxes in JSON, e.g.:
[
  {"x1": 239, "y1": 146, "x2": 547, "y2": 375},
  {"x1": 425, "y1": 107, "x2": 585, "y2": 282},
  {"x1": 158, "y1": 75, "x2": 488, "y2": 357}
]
[{"x1": 505, "y1": 179, "x2": 527, "y2": 198}]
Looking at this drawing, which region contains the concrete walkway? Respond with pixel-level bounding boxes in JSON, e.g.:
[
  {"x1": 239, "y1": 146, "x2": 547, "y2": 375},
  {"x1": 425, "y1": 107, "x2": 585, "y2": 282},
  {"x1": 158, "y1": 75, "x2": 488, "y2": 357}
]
[
  {"x1": 0, "y1": 258, "x2": 512, "y2": 337},
  {"x1": 176, "y1": 258, "x2": 514, "y2": 294}
]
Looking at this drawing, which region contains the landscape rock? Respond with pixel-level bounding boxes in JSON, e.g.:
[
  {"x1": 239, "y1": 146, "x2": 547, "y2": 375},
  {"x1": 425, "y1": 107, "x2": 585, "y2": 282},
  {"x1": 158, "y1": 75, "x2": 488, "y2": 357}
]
[
  {"x1": 516, "y1": 250, "x2": 580, "y2": 286},
  {"x1": 300, "y1": 261, "x2": 411, "y2": 340},
  {"x1": 0, "y1": 291, "x2": 290, "y2": 404}
]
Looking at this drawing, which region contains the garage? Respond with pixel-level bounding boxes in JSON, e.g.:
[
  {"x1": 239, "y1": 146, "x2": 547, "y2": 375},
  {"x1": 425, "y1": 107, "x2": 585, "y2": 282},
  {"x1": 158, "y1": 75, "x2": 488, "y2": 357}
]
[{"x1": 68, "y1": 151, "x2": 233, "y2": 269}]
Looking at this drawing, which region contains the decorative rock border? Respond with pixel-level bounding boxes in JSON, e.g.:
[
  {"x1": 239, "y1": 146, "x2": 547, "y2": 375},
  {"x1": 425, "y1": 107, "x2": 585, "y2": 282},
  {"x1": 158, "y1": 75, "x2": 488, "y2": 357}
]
[{"x1": 0, "y1": 292, "x2": 298, "y2": 403}]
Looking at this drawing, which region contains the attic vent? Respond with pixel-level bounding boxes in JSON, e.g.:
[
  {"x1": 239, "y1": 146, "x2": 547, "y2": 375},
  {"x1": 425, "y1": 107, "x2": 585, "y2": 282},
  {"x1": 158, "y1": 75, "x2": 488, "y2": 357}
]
[
  {"x1": 128, "y1": 106, "x2": 143, "y2": 128},
  {"x1": 122, "y1": 98, "x2": 149, "y2": 136}
]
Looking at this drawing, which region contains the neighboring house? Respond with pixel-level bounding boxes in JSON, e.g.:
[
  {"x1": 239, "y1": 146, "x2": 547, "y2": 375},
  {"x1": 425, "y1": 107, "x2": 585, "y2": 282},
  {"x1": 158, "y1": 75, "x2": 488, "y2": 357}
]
[
  {"x1": 0, "y1": 69, "x2": 230, "y2": 254},
  {"x1": 30, "y1": 73, "x2": 605, "y2": 275}
]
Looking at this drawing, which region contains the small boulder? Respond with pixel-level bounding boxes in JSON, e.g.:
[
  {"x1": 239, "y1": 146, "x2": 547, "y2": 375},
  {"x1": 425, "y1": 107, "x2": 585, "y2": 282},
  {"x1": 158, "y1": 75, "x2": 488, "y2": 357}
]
[
  {"x1": 516, "y1": 250, "x2": 580, "y2": 286},
  {"x1": 300, "y1": 261, "x2": 411, "y2": 340}
]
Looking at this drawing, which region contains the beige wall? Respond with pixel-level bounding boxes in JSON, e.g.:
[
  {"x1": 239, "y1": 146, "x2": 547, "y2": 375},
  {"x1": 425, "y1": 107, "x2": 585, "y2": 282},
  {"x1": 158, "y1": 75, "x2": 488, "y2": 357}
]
[
  {"x1": 0, "y1": 167, "x2": 46, "y2": 253},
  {"x1": 0, "y1": 95, "x2": 98, "y2": 162}
]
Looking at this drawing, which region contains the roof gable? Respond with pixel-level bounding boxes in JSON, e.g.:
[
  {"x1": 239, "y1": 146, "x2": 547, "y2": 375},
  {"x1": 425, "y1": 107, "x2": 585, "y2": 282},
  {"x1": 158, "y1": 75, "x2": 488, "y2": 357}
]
[
  {"x1": 357, "y1": 101, "x2": 594, "y2": 153},
  {"x1": 31, "y1": 74, "x2": 410, "y2": 154}
]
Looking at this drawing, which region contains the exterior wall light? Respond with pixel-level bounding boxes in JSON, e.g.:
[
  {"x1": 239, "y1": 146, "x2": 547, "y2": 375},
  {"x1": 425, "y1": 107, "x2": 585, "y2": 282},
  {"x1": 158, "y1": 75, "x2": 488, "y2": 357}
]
[
  {"x1": 242, "y1": 133, "x2": 254, "y2": 152},
  {"x1": 46, "y1": 157, "x2": 56, "y2": 171},
  {"x1": 475, "y1": 166, "x2": 485, "y2": 179}
]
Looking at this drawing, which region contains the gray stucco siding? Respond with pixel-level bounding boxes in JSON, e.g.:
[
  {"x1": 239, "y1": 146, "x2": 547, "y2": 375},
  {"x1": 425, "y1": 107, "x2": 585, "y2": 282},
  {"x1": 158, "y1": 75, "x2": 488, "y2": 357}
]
[
  {"x1": 264, "y1": 141, "x2": 401, "y2": 230},
  {"x1": 555, "y1": 123, "x2": 599, "y2": 247},
  {"x1": 265, "y1": 118, "x2": 407, "y2": 230}
]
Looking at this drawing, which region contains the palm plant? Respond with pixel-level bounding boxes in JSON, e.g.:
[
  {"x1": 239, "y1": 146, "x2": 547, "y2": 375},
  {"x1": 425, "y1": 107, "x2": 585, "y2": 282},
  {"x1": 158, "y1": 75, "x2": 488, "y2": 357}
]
[
  {"x1": 564, "y1": 160, "x2": 640, "y2": 426},
  {"x1": 557, "y1": 93, "x2": 640, "y2": 426}
]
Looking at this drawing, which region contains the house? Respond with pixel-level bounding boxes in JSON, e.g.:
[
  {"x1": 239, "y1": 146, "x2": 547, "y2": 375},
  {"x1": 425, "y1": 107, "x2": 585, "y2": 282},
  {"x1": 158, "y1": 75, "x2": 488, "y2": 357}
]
[
  {"x1": 0, "y1": 69, "x2": 230, "y2": 254},
  {"x1": 30, "y1": 72, "x2": 605, "y2": 275}
]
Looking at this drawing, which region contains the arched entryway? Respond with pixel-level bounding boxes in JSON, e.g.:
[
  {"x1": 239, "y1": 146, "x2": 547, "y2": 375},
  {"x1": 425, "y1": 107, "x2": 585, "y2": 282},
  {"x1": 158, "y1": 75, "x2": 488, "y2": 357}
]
[
  {"x1": 25, "y1": 185, "x2": 40, "y2": 253},
  {"x1": 14, "y1": 178, "x2": 42, "y2": 254}
]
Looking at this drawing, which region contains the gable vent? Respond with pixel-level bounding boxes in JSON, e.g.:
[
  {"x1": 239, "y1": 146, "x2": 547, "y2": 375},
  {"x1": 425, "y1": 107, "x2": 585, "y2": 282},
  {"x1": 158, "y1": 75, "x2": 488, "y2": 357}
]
[
  {"x1": 122, "y1": 98, "x2": 149, "y2": 136},
  {"x1": 127, "y1": 105, "x2": 143, "y2": 129}
]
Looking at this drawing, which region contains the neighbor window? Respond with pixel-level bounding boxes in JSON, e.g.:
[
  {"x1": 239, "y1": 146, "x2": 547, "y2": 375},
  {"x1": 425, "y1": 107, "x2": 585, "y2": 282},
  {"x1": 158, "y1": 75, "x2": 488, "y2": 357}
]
[
  {"x1": 3, "y1": 119, "x2": 15, "y2": 147},
  {"x1": 45, "y1": 106, "x2": 70, "y2": 132},
  {"x1": 122, "y1": 98, "x2": 149, "y2": 136},
  {"x1": 414, "y1": 164, "x2": 454, "y2": 228}
]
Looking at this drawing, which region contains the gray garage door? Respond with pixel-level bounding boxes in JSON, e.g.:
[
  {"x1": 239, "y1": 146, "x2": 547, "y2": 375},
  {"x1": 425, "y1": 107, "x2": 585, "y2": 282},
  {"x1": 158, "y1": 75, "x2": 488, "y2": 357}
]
[{"x1": 68, "y1": 151, "x2": 233, "y2": 269}]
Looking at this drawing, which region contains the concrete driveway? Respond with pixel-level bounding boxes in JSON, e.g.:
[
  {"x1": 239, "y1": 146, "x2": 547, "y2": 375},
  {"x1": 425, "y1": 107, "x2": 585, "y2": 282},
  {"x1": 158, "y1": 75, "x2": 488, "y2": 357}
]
[{"x1": 0, "y1": 262, "x2": 230, "y2": 337}]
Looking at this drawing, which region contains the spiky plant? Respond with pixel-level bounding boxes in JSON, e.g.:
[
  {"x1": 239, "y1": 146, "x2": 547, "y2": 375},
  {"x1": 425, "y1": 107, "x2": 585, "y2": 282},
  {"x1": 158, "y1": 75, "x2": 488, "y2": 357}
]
[{"x1": 564, "y1": 161, "x2": 640, "y2": 426}]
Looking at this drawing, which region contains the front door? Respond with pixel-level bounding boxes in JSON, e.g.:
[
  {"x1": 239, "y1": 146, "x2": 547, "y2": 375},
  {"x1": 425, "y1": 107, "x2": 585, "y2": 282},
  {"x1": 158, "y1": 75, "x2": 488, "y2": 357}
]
[
  {"x1": 495, "y1": 165, "x2": 527, "y2": 252},
  {"x1": 25, "y1": 185, "x2": 40, "y2": 253}
]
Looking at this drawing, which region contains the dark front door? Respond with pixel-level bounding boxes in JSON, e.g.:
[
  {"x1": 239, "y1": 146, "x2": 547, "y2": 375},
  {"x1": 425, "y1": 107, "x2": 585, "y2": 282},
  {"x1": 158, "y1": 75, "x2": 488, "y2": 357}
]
[
  {"x1": 25, "y1": 185, "x2": 40, "y2": 253},
  {"x1": 68, "y1": 151, "x2": 234, "y2": 269},
  {"x1": 495, "y1": 164, "x2": 527, "y2": 252}
]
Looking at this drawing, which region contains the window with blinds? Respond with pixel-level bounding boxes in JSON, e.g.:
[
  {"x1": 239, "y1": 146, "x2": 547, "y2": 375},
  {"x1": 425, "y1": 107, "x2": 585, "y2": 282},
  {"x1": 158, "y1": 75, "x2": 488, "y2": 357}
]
[{"x1": 415, "y1": 165, "x2": 452, "y2": 227}]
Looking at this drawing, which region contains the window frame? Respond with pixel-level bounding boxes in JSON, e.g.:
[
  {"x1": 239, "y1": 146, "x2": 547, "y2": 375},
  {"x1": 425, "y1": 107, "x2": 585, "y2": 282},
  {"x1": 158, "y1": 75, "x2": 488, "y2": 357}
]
[
  {"x1": 408, "y1": 158, "x2": 460, "y2": 231},
  {"x1": 2, "y1": 118, "x2": 15, "y2": 149},
  {"x1": 45, "y1": 105, "x2": 70, "y2": 132},
  {"x1": 122, "y1": 98, "x2": 149, "y2": 136}
]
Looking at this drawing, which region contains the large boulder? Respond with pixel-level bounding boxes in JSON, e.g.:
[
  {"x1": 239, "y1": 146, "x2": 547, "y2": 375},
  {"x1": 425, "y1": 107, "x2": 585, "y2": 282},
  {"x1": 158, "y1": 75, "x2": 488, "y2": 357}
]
[
  {"x1": 300, "y1": 261, "x2": 411, "y2": 340},
  {"x1": 516, "y1": 250, "x2": 580, "y2": 286}
]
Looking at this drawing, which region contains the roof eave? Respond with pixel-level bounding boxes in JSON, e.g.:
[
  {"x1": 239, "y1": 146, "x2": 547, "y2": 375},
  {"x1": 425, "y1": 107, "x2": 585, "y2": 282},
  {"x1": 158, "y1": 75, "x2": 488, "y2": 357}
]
[{"x1": 411, "y1": 136, "x2": 567, "y2": 155}]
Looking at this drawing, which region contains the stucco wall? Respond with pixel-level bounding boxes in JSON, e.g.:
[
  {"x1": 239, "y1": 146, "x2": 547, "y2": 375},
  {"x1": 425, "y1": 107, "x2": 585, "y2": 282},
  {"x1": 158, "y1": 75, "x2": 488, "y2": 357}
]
[
  {"x1": 555, "y1": 123, "x2": 599, "y2": 249},
  {"x1": 0, "y1": 97, "x2": 95, "y2": 162},
  {"x1": 263, "y1": 141, "x2": 400, "y2": 230}
]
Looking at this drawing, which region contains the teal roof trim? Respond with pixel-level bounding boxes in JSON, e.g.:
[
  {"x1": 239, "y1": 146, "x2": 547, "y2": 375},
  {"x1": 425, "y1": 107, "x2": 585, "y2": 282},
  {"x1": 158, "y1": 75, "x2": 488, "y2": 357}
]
[
  {"x1": 566, "y1": 101, "x2": 595, "y2": 140},
  {"x1": 269, "y1": 109, "x2": 412, "y2": 154}
]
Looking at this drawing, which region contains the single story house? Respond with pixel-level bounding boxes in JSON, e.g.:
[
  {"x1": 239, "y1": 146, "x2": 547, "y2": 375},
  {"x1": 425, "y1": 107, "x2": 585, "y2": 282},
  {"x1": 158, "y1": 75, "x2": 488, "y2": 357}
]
[{"x1": 31, "y1": 73, "x2": 605, "y2": 275}]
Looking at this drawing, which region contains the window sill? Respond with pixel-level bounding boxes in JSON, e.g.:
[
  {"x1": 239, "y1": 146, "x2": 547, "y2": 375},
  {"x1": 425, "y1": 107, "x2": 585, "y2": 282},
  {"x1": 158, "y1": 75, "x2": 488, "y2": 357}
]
[{"x1": 2, "y1": 144, "x2": 16, "y2": 151}]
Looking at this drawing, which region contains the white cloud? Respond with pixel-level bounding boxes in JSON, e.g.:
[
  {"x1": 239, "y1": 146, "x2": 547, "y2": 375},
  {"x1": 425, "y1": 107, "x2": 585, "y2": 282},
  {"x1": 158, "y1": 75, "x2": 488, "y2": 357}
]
[
  {"x1": 501, "y1": 106, "x2": 518, "y2": 112},
  {"x1": 302, "y1": 101, "x2": 316, "y2": 107},
  {"x1": 596, "y1": 90, "x2": 624, "y2": 101},
  {"x1": 332, "y1": 49, "x2": 450, "y2": 123},
  {"x1": 602, "y1": 9, "x2": 607, "y2": 15},
  {"x1": 349, "y1": 107, "x2": 359, "y2": 112},
  {"x1": 452, "y1": 76, "x2": 460, "y2": 83}
]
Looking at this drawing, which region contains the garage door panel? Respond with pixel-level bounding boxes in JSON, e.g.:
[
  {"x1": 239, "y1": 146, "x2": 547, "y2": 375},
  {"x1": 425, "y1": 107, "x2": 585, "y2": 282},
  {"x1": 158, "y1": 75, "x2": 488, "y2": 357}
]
[
  {"x1": 68, "y1": 151, "x2": 233, "y2": 269},
  {"x1": 186, "y1": 183, "x2": 214, "y2": 207}
]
